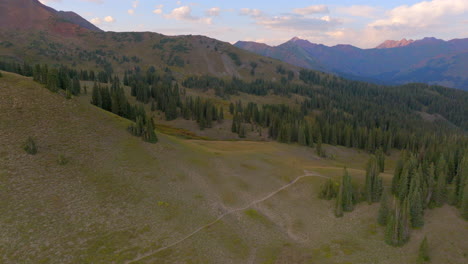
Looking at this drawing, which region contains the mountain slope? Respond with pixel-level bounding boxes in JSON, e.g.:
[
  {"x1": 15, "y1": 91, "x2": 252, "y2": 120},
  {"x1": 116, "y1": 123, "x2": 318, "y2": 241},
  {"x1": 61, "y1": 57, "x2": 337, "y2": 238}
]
[
  {"x1": 0, "y1": 0, "x2": 102, "y2": 33},
  {"x1": 1, "y1": 71, "x2": 467, "y2": 264},
  {"x1": 235, "y1": 37, "x2": 468, "y2": 90},
  {"x1": 0, "y1": 0, "x2": 298, "y2": 82},
  {"x1": 376, "y1": 39, "x2": 414, "y2": 49}
]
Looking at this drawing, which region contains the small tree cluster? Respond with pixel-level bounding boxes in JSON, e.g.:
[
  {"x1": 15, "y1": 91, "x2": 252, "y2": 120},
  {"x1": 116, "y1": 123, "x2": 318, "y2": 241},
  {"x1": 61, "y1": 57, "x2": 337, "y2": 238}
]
[
  {"x1": 385, "y1": 197, "x2": 411, "y2": 246},
  {"x1": 318, "y1": 178, "x2": 338, "y2": 200},
  {"x1": 128, "y1": 113, "x2": 158, "y2": 144}
]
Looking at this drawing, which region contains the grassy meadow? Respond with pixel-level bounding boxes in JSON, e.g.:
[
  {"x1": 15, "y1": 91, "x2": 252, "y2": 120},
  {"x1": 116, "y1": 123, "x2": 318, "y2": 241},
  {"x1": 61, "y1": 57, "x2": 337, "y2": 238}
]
[{"x1": 0, "y1": 72, "x2": 467, "y2": 263}]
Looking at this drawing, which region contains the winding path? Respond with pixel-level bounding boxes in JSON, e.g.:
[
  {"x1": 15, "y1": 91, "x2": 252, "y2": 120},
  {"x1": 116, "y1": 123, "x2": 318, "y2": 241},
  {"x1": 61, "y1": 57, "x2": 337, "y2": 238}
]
[{"x1": 125, "y1": 170, "x2": 330, "y2": 264}]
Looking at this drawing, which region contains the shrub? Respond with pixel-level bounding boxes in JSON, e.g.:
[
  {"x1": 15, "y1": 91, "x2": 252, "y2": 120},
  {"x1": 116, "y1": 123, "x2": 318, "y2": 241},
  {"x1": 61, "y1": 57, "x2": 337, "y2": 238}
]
[
  {"x1": 57, "y1": 154, "x2": 69, "y2": 165},
  {"x1": 23, "y1": 137, "x2": 37, "y2": 155}
]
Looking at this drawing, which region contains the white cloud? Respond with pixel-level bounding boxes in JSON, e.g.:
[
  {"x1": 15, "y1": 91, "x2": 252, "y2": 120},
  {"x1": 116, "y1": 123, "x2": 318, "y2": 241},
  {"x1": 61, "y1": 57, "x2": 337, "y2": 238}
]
[
  {"x1": 104, "y1": 16, "x2": 115, "y2": 23},
  {"x1": 164, "y1": 6, "x2": 212, "y2": 24},
  {"x1": 128, "y1": 9, "x2": 135, "y2": 15},
  {"x1": 370, "y1": 0, "x2": 468, "y2": 29},
  {"x1": 240, "y1": 8, "x2": 263, "y2": 17},
  {"x1": 90, "y1": 15, "x2": 114, "y2": 25},
  {"x1": 176, "y1": 1, "x2": 182, "y2": 6},
  {"x1": 257, "y1": 15, "x2": 341, "y2": 31},
  {"x1": 132, "y1": 0, "x2": 139, "y2": 9},
  {"x1": 293, "y1": 5, "x2": 329, "y2": 15},
  {"x1": 41, "y1": 0, "x2": 103, "y2": 5},
  {"x1": 39, "y1": 0, "x2": 61, "y2": 4},
  {"x1": 336, "y1": 5, "x2": 379, "y2": 18},
  {"x1": 90, "y1": 17, "x2": 102, "y2": 25},
  {"x1": 206, "y1": 7, "x2": 221, "y2": 17},
  {"x1": 153, "y1": 4, "x2": 164, "y2": 14}
]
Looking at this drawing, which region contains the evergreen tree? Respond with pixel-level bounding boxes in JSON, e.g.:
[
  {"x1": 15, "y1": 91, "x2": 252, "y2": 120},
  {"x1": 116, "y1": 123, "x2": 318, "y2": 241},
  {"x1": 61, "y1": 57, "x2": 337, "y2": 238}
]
[
  {"x1": 433, "y1": 156, "x2": 447, "y2": 207},
  {"x1": 46, "y1": 68, "x2": 59, "y2": 92},
  {"x1": 316, "y1": 133, "x2": 323, "y2": 157},
  {"x1": 231, "y1": 116, "x2": 238, "y2": 133},
  {"x1": 239, "y1": 125, "x2": 246, "y2": 138},
  {"x1": 425, "y1": 163, "x2": 435, "y2": 208},
  {"x1": 72, "y1": 77, "x2": 81, "y2": 95},
  {"x1": 342, "y1": 167, "x2": 354, "y2": 212},
  {"x1": 378, "y1": 191, "x2": 390, "y2": 226},
  {"x1": 142, "y1": 118, "x2": 158, "y2": 143},
  {"x1": 392, "y1": 159, "x2": 404, "y2": 195},
  {"x1": 229, "y1": 102, "x2": 234, "y2": 114},
  {"x1": 91, "y1": 82, "x2": 102, "y2": 107},
  {"x1": 219, "y1": 107, "x2": 224, "y2": 122},
  {"x1": 365, "y1": 155, "x2": 383, "y2": 203},
  {"x1": 298, "y1": 125, "x2": 307, "y2": 146},
  {"x1": 456, "y1": 156, "x2": 467, "y2": 208},
  {"x1": 335, "y1": 178, "x2": 344, "y2": 218},
  {"x1": 418, "y1": 236, "x2": 430, "y2": 263},
  {"x1": 376, "y1": 147, "x2": 385, "y2": 172},
  {"x1": 385, "y1": 197, "x2": 411, "y2": 246},
  {"x1": 409, "y1": 188, "x2": 424, "y2": 228}
]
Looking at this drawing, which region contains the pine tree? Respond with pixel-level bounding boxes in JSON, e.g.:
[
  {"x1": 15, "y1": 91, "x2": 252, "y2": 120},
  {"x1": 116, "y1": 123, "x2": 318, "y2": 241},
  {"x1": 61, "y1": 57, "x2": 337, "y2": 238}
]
[
  {"x1": 71, "y1": 77, "x2": 81, "y2": 95},
  {"x1": 425, "y1": 163, "x2": 435, "y2": 208},
  {"x1": 398, "y1": 168, "x2": 409, "y2": 200},
  {"x1": 316, "y1": 133, "x2": 323, "y2": 157},
  {"x1": 418, "y1": 236, "x2": 430, "y2": 263},
  {"x1": 229, "y1": 102, "x2": 234, "y2": 114},
  {"x1": 378, "y1": 191, "x2": 390, "y2": 226},
  {"x1": 376, "y1": 147, "x2": 385, "y2": 172},
  {"x1": 456, "y1": 156, "x2": 467, "y2": 208},
  {"x1": 342, "y1": 167, "x2": 354, "y2": 212},
  {"x1": 46, "y1": 68, "x2": 59, "y2": 92},
  {"x1": 365, "y1": 155, "x2": 383, "y2": 203},
  {"x1": 433, "y1": 156, "x2": 447, "y2": 207},
  {"x1": 231, "y1": 116, "x2": 238, "y2": 133},
  {"x1": 392, "y1": 159, "x2": 404, "y2": 195},
  {"x1": 335, "y1": 179, "x2": 344, "y2": 217},
  {"x1": 409, "y1": 188, "x2": 424, "y2": 228},
  {"x1": 219, "y1": 107, "x2": 224, "y2": 122},
  {"x1": 298, "y1": 125, "x2": 307, "y2": 146},
  {"x1": 385, "y1": 197, "x2": 411, "y2": 246},
  {"x1": 142, "y1": 118, "x2": 158, "y2": 143},
  {"x1": 239, "y1": 125, "x2": 246, "y2": 138}
]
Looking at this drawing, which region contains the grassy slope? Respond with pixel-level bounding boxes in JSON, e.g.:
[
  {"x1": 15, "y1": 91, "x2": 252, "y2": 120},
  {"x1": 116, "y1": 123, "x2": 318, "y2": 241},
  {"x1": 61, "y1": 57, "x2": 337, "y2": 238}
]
[
  {"x1": 1, "y1": 72, "x2": 467, "y2": 264},
  {"x1": 0, "y1": 30, "x2": 300, "y2": 82}
]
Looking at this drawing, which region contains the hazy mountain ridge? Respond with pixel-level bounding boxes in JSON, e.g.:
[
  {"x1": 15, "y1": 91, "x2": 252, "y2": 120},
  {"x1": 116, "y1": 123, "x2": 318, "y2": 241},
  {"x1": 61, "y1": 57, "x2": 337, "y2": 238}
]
[{"x1": 235, "y1": 37, "x2": 468, "y2": 90}]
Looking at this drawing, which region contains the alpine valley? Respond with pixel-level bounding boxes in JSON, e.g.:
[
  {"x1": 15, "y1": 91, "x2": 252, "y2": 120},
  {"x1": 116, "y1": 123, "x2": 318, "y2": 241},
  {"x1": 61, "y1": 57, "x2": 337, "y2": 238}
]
[{"x1": 0, "y1": 1, "x2": 467, "y2": 264}]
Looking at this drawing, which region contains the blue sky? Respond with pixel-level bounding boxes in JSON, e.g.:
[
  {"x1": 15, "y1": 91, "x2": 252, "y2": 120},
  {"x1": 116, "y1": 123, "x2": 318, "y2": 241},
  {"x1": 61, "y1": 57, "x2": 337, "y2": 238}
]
[{"x1": 40, "y1": 0, "x2": 468, "y2": 48}]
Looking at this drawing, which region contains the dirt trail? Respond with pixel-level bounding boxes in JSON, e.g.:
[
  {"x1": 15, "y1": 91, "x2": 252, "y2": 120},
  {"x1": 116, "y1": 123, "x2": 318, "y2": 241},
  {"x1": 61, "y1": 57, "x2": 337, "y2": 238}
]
[{"x1": 125, "y1": 170, "x2": 329, "y2": 264}]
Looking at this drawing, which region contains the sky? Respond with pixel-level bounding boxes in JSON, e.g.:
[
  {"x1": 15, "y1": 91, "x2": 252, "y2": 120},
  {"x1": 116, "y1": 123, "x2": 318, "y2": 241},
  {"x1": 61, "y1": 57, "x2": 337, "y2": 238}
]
[{"x1": 39, "y1": 0, "x2": 468, "y2": 48}]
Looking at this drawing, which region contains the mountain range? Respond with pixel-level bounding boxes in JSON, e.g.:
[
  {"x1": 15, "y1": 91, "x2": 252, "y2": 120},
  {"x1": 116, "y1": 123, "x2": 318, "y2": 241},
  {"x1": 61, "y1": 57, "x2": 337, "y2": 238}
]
[{"x1": 235, "y1": 37, "x2": 468, "y2": 90}]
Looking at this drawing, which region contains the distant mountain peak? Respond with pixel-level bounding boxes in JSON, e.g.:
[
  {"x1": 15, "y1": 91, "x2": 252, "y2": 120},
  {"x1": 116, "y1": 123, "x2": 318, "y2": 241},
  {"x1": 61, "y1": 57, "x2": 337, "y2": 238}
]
[
  {"x1": 290, "y1": 36, "x2": 302, "y2": 42},
  {"x1": 376, "y1": 38, "x2": 414, "y2": 49}
]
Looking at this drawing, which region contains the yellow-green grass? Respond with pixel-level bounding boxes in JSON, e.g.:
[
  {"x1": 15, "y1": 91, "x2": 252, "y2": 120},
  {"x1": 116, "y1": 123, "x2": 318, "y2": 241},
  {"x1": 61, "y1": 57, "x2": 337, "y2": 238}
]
[{"x1": 0, "y1": 72, "x2": 467, "y2": 264}]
